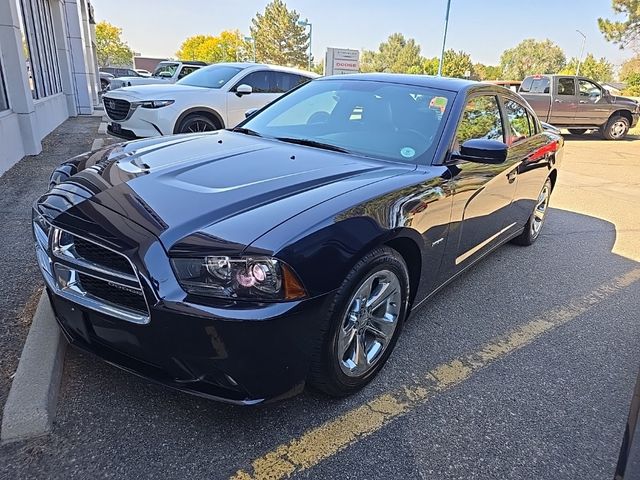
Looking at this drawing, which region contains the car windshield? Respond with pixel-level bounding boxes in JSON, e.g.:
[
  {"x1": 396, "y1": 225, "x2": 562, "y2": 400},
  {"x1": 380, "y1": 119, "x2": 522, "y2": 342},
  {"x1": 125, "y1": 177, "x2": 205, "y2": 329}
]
[
  {"x1": 240, "y1": 79, "x2": 454, "y2": 164},
  {"x1": 152, "y1": 62, "x2": 179, "y2": 77},
  {"x1": 177, "y1": 65, "x2": 244, "y2": 88}
]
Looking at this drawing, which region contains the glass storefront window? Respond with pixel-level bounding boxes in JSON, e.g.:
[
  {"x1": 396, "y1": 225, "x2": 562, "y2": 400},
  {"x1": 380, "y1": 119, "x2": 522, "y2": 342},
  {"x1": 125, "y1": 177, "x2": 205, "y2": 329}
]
[{"x1": 16, "y1": 0, "x2": 62, "y2": 99}]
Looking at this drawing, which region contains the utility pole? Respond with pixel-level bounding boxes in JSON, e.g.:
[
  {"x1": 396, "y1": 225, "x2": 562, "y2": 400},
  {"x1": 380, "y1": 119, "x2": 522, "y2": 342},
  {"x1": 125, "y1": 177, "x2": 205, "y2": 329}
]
[
  {"x1": 437, "y1": 0, "x2": 452, "y2": 76},
  {"x1": 576, "y1": 30, "x2": 586, "y2": 76}
]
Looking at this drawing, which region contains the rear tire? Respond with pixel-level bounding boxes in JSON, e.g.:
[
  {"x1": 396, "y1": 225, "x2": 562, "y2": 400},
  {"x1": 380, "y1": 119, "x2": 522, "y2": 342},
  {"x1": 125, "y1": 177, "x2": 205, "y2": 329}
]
[
  {"x1": 177, "y1": 114, "x2": 221, "y2": 134},
  {"x1": 308, "y1": 247, "x2": 410, "y2": 397},
  {"x1": 601, "y1": 115, "x2": 629, "y2": 140},
  {"x1": 511, "y1": 178, "x2": 552, "y2": 246},
  {"x1": 568, "y1": 129, "x2": 587, "y2": 135}
]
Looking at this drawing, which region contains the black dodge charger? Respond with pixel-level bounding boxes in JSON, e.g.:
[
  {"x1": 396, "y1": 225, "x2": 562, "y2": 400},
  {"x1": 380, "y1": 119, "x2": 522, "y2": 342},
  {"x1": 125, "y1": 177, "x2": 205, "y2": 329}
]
[{"x1": 34, "y1": 74, "x2": 563, "y2": 404}]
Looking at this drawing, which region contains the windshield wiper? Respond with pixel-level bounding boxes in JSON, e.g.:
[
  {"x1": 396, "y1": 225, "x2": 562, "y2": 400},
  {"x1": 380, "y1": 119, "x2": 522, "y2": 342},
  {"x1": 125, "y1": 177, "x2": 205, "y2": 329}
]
[
  {"x1": 230, "y1": 127, "x2": 263, "y2": 137},
  {"x1": 275, "y1": 137, "x2": 351, "y2": 153}
]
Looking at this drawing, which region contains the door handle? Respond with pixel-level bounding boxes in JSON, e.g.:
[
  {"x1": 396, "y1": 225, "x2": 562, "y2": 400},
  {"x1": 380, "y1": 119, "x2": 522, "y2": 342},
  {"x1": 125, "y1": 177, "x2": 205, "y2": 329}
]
[
  {"x1": 554, "y1": 99, "x2": 563, "y2": 103},
  {"x1": 579, "y1": 100, "x2": 587, "y2": 104}
]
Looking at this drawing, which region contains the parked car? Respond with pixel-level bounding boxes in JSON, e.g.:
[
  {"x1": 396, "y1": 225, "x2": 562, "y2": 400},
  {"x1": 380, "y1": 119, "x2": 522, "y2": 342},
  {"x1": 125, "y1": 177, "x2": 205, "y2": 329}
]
[
  {"x1": 35, "y1": 75, "x2": 562, "y2": 404},
  {"x1": 99, "y1": 71, "x2": 114, "y2": 93},
  {"x1": 108, "y1": 61, "x2": 206, "y2": 90},
  {"x1": 519, "y1": 74, "x2": 640, "y2": 139},
  {"x1": 102, "y1": 63, "x2": 317, "y2": 138},
  {"x1": 100, "y1": 67, "x2": 146, "y2": 78}
]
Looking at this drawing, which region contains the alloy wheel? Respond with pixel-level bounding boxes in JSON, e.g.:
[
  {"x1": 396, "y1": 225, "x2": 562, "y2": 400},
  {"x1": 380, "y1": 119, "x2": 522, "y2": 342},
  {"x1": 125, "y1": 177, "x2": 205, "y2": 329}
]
[
  {"x1": 531, "y1": 183, "x2": 550, "y2": 238},
  {"x1": 337, "y1": 269, "x2": 402, "y2": 377},
  {"x1": 185, "y1": 120, "x2": 214, "y2": 133}
]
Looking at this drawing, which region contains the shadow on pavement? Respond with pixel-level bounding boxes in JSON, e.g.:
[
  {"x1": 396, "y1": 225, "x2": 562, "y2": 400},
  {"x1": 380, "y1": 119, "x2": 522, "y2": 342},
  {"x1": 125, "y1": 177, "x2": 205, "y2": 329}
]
[{"x1": 1, "y1": 208, "x2": 639, "y2": 480}]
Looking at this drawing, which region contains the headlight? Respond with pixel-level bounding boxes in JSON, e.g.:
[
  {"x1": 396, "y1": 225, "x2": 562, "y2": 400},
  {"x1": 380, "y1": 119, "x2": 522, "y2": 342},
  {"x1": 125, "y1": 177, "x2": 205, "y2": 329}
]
[
  {"x1": 170, "y1": 256, "x2": 306, "y2": 301},
  {"x1": 136, "y1": 100, "x2": 175, "y2": 109}
]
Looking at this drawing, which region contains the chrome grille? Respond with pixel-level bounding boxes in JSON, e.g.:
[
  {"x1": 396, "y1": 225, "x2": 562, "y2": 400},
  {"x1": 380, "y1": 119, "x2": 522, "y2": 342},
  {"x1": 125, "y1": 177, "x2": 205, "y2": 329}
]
[
  {"x1": 104, "y1": 97, "x2": 131, "y2": 121},
  {"x1": 34, "y1": 212, "x2": 150, "y2": 324}
]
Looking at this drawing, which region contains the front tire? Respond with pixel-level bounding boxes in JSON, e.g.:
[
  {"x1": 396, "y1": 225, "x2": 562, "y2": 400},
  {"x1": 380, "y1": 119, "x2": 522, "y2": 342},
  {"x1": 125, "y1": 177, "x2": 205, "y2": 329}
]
[
  {"x1": 601, "y1": 115, "x2": 629, "y2": 140},
  {"x1": 512, "y1": 178, "x2": 552, "y2": 246},
  {"x1": 309, "y1": 247, "x2": 410, "y2": 397},
  {"x1": 177, "y1": 114, "x2": 221, "y2": 134}
]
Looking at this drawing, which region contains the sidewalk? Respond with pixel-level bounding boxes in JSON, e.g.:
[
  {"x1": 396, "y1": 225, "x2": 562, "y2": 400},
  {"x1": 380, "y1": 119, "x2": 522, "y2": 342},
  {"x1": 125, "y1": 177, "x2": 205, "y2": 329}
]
[{"x1": 0, "y1": 115, "x2": 109, "y2": 417}]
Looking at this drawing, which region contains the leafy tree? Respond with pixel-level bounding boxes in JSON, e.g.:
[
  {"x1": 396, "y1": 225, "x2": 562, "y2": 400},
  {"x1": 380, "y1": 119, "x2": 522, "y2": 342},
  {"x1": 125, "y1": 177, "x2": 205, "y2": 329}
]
[
  {"x1": 500, "y1": 39, "x2": 566, "y2": 80},
  {"x1": 95, "y1": 21, "x2": 134, "y2": 67},
  {"x1": 421, "y1": 50, "x2": 474, "y2": 78},
  {"x1": 250, "y1": 0, "x2": 310, "y2": 68},
  {"x1": 360, "y1": 33, "x2": 422, "y2": 73},
  {"x1": 176, "y1": 30, "x2": 247, "y2": 63},
  {"x1": 558, "y1": 53, "x2": 613, "y2": 82},
  {"x1": 623, "y1": 73, "x2": 640, "y2": 95},
  {"x1": 598, "y1": 0, "x2": 640, "y2": 48},
  {"x1": 620, "y1": 54, "x2": 640, "y2": 81},
  {"x1": 474, "y1": 63, "x2": 503, "y2": 80}
]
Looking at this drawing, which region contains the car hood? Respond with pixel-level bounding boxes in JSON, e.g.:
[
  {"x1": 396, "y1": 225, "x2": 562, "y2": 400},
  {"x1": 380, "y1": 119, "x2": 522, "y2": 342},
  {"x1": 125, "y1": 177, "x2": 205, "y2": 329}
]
[
  {"x1": 39, "y1": 132, "x2": 412, "y2": 251},
  {"x1": 610, "y1": 94, "x2": 639, "y2": 109},
  {"x1": 105, "y1": 83, "x2": 207, "y2": 100}
]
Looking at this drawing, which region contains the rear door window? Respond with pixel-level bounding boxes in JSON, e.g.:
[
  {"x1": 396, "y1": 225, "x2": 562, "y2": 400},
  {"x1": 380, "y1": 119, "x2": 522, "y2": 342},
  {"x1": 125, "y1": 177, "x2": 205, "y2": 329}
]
[
  {"x1": 504, "y1": 99, "x2": 532, "y2": 144},
  {"x1": 557, "y1": 77, "x2": 576, "y2": 96}
]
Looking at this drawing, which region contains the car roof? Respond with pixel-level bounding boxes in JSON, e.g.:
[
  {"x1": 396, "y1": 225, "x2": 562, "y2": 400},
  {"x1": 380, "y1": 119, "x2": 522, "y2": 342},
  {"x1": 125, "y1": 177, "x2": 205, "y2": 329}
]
[
  {"x1": 316, "y1": 73, "x2": 478, "y2": 93},
  {"x1": 195, "y1": 62, "x2": 319, "y2": 77}
]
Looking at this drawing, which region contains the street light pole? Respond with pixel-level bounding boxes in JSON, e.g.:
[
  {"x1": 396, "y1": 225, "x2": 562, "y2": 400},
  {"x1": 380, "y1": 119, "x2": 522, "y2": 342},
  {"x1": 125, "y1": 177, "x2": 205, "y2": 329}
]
[
  {"x1": 576, "y1": 29, "x2": 586, "y2": 76},
  {"x1": 297, "y1": 19, "x2": 312, "y2": 71},
  {"x1": 437, "y1": 0, "x2": 452, "y2": 76}
]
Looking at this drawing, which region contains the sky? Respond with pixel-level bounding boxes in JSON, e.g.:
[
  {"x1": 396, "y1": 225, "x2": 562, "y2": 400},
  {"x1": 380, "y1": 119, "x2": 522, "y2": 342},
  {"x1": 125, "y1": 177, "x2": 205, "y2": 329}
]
[{"x1": 91, "y1": 0, "x2": 634, "y2": 70}]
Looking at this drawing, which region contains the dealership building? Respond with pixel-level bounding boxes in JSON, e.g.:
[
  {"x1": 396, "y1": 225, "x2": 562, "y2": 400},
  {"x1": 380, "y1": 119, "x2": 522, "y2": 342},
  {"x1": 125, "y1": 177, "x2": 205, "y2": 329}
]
[{"x1": 0, "y1": 0, "x2": 100, "y2": 175}]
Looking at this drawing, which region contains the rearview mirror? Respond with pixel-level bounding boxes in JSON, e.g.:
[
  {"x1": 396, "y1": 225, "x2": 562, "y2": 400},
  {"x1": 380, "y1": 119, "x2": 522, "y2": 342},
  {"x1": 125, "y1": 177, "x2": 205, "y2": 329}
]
[
  {"x1": 451, "y1": 139, "x2": 507, "y2": 164},
  {"x1": 236, "y1": 84, "x2": 252, "y2": 97},
  {"x1": 245, "y1": 108, "x2": 259, "y2": 118}
]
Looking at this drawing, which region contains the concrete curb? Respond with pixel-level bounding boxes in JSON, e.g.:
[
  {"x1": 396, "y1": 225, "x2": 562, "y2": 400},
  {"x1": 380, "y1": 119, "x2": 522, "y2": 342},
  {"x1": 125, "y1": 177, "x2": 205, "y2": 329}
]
[{"x1": 1, "y1": 291, "x2": 66, "y2": 443}]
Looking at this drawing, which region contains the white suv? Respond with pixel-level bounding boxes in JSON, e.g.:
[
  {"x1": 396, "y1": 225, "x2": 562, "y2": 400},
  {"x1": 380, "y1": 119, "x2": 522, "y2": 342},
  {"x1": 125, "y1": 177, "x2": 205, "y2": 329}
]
[{"x1": 103, "y1": 63, "x2": 317, "y2": 139}]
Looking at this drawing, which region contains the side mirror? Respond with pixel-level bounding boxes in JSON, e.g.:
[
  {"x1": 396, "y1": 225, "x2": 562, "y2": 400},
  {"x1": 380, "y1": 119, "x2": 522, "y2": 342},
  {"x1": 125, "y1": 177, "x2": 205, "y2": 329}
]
[
  {"x1": 236, "y1": 84, "x2": 252, "y2": 97},
  {"x1": 244, "y1": 108, "x2": 259, "y2": 119},
  {"x1": 451, "y1": 139, "x2": 508, "y2": 164}
]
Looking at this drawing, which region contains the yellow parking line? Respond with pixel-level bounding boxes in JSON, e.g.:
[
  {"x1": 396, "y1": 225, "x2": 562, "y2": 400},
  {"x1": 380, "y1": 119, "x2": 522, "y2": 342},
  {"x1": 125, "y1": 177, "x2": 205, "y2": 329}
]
[{"x1": 231, "y1": 268, "x2": 640, "y2": 480}]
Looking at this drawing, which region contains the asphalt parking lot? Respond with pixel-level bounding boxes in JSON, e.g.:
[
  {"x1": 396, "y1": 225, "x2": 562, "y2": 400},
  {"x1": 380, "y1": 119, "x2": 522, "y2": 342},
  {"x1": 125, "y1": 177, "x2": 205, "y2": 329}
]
[{"x1": 1, "y1": 130, "x2": 639, "y2": 480}]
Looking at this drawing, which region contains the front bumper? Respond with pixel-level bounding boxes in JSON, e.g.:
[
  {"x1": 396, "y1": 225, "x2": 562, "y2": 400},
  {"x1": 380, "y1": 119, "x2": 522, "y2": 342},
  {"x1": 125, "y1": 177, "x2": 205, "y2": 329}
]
[
  {"x1": 34, "y1": 200, "x2": 331, "y2": 404},
  {"x1": 104, "y1": 99, "x2": 178, "y2": 138}
]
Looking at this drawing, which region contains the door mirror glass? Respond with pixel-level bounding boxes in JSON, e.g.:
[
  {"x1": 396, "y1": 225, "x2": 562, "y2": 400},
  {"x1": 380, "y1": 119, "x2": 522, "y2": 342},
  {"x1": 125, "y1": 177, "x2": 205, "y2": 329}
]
[
  {"x1": 236, "y1": 84, "x2": 253, "y2": 96},
  {"x1": 453, "y1": 139, "x2": 508, "y2": 164}
]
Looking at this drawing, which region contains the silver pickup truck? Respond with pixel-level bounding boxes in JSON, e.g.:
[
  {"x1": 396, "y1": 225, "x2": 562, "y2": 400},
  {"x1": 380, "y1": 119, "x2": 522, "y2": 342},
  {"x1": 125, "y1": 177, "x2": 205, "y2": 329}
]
[{"x1": 519, "y1": 75, "x2": 639, "y2": 140}]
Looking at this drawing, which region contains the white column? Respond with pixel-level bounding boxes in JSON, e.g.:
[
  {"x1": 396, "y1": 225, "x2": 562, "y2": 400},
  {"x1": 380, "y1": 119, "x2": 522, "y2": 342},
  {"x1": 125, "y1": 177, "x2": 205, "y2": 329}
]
[
  {"x1": 50, "y1": 0, "x2": 77, "y2": 116},
  {"x1": 79, "y1": 0, "x2": 98, "y2": 106},
  {"x1": 63, "y1": 0, "x2": 93, "y2": 114}
]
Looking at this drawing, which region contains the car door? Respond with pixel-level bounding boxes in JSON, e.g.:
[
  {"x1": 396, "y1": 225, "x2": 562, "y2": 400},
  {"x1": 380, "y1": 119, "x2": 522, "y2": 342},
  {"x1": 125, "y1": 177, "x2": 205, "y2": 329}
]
[
  {"x1": 574, "y1": 78, "x2": 609, "y2": 126},
  {"x1": 226, "y1": 70, "x2": 283, "y2": 127},
  {"x1": 440, "y1": 93, "x2": 519, "y2": 274},
  {"x1": 502, "y1": 96, "x2": 554, "y2": 226},
  {"x1": 549, "y1": 76, "x2": 578, "y2": 125}
]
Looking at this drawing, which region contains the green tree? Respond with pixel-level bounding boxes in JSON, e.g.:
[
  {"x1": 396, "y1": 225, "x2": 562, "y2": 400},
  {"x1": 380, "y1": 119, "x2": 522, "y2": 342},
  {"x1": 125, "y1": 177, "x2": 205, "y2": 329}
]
[
  {"x1": 598, "y1": 0, "x2": 640, "y2": 48},
  {"x1": 250, "y1": 0, "x2": 310, "y2": 68},
  {"x1": 176, "y1": 30, "x2": 247, "y2": 63},
  {"x1": 558, "y1": 53, "x2": 613, "y2": 82},
  {"x1": 623, "y1": 73, "x2": 640, "y2": 95},
  {"x1": 95, "y1": 21, "x2": 134, "y2": 67},
  {"x1": 360, "y1": 33, "x2": 422, "y2": 73},
  {"x1": 620, "y1": 54, "x2": 640, "y2": 81},
  {"x1": 474, "y1": 63, "x2": 503, "y2": 80},
  {"x1": 421, "y1": 50, "x2": 475, "y2": 78},
  {"x1": 500, "y1": 39, "x2": 566, "y2": 80}
]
